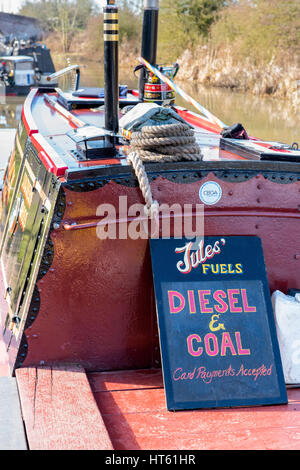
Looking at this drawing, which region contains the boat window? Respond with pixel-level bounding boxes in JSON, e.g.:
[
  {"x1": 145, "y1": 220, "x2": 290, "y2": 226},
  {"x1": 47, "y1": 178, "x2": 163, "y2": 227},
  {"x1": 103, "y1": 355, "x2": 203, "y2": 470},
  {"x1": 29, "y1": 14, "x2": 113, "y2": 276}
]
[{"x1": 15, "y1": 62, "x2": 33, "y2": 71}]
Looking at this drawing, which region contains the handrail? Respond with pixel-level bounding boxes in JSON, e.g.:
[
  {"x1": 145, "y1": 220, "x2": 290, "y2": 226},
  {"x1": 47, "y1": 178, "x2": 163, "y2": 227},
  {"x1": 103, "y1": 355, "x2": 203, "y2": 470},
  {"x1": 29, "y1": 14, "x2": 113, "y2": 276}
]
[
  {"x1": 47, "y1": 64, "x2": 81, "y2": 91},
  {"x1": 63, "y1": 209, "x2": 204, "y2": 231},
  {"x1": 62, "y1": 207, "x2": 300, "y2": 232}
]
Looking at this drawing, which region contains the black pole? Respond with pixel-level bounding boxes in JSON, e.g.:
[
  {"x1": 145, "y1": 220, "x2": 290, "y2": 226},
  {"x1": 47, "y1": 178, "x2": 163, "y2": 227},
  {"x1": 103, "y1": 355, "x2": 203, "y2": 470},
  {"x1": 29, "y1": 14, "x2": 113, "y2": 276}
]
[
  {"x1": 139, "y1": 0, "x2": 159, "y2": 101},
  {"x1": 103, "y1": 0, "x2": 119, "y2": 135},
  {"x1": 74, "y1": 67, "x2": 80, "y2": 91}
]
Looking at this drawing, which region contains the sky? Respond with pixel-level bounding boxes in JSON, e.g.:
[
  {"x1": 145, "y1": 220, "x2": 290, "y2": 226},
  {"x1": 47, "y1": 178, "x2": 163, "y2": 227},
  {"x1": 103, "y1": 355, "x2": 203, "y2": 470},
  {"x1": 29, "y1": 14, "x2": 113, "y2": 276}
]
[
  {"x1": 0, "y1": 0, "x2": 105, "y2": 14},
  {"x1": 0, "y1": 0, "x2": 23, "y2": 13}
]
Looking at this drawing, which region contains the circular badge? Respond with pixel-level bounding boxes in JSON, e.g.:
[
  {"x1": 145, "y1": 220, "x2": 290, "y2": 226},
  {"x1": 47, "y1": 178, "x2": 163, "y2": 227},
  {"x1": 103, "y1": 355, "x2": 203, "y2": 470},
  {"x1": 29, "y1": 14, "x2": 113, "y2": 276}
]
[{"x1": 199, "y1": 181, "x2": 222, "y2": 205}]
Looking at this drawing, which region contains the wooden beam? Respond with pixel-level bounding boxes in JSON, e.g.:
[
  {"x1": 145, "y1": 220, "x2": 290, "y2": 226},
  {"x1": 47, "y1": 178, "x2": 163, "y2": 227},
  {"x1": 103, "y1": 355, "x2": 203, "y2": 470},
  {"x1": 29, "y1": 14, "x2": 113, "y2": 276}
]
[{"x1": 16, "y1": 365, "x2": 113, "y2": 450}]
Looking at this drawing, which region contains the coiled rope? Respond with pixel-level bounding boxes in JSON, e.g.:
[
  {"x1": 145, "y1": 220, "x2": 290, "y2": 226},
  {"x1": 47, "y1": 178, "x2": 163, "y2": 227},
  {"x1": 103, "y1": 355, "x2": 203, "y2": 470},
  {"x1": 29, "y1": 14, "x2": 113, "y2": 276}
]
[{"x1": 127, "y1": 122, "x2": 202, "y2": 219}]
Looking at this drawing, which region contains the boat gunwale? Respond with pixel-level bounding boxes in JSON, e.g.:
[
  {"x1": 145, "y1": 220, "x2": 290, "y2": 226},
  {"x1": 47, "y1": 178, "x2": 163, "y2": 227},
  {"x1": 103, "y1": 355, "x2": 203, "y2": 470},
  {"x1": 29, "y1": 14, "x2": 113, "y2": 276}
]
[{"x1": 64, "y1": 158, "x2": 300, "y2": 182}]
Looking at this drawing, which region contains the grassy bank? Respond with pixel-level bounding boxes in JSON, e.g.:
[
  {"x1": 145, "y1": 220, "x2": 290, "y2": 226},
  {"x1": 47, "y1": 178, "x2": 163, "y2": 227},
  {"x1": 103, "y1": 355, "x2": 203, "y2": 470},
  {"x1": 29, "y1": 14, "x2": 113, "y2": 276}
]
[
  {"x1": 48, "y1": 35, "x2": 300, "y2": 111},
  {"x1": 176, "y1": 46, "x2": 300, "y2": 110}
]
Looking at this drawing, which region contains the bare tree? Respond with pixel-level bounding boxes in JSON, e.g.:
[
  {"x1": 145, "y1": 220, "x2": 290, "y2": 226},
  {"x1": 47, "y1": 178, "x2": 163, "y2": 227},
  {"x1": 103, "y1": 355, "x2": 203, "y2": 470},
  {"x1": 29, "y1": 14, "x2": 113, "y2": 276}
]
[{"x1": 20, "y1": 0, "x2": 94, "y2": 53}]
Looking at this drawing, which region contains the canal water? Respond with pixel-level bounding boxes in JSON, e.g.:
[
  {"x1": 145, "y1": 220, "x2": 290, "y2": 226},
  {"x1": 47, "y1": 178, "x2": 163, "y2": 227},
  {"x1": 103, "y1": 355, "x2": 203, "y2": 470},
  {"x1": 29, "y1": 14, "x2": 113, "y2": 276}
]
[{"x1": 1, "y1": 60, "x2": 299, "y2": 146}]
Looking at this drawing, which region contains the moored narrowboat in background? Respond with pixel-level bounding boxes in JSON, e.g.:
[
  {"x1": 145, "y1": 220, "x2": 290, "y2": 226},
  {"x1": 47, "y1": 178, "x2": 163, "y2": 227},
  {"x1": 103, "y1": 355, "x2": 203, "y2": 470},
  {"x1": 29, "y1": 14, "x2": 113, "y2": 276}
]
[
  {"x1": 0, "y1": 41, "x2": 56, "y2": 96},
  {"x1": 0, "y1": 0, "x2": 299, "y2": 451},
  {"x1": 0, "y1": 56, "x2": 36, "y2": 96}
]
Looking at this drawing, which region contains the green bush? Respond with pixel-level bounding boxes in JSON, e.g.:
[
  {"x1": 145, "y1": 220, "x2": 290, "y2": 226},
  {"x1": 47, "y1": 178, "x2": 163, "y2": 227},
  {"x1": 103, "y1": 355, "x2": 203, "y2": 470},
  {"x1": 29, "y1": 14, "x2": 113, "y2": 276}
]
[
  {"x1": 210, "y1": 0, "x2": 300, "y2": 65},
  {"x1": 157, "y1": 0, "x2": 226, "y2": 62}
]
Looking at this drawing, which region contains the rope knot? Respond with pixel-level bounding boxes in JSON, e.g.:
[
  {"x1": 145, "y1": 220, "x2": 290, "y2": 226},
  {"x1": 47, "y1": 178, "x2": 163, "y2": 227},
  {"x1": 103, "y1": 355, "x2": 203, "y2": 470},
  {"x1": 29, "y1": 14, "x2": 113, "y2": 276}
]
[{"x1": 127, "y1": 123, "x2": 203, "y2": 233}]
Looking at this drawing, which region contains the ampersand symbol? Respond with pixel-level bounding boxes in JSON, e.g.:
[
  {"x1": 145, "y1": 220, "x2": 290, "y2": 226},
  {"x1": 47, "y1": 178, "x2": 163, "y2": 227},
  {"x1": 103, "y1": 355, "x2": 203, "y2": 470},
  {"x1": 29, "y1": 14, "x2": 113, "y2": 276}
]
[{"x1": 209, "y1": 314, "x2": 226, "y2": 332}]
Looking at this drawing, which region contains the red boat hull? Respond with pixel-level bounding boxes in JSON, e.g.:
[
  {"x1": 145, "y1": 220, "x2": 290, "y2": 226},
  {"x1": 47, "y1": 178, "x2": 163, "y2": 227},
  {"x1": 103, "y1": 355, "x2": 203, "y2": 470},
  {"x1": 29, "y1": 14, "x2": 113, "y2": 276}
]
[{"x1": 11, "y1": 170, "x2": 300, "y2": 372}]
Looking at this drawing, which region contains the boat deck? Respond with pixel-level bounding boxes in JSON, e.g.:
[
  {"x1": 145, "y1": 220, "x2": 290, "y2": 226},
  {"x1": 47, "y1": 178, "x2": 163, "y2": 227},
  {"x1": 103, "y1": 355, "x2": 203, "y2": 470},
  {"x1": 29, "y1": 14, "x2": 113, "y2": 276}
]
[
  {"x1": 12, "y1": 365, "x2": 300, "y2": 450},
  {"x1": 23, "y1": 88, "x2": 300, "y2": 183},
  {"x1": 89, "y1": 369, "x2": 300, "y2": 451}
]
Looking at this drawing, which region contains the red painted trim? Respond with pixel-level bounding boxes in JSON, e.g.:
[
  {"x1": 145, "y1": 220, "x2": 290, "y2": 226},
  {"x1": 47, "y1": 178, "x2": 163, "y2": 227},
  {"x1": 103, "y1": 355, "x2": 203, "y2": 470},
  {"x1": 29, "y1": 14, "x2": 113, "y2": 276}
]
[
  {"x1": 20, "y1": 90, "x2": 68, "y2": 177},
  {"x1": 22, "y1": 89, "x2": 69, "y2": 177},
  {"x1": 31, "y1": 133, "x2": 68, "y2": 177},
  {"x1": 79, "y1": 158, "x2": 121, "y2": 167},
  {"x1": 174, "y1": 107, "x2": 283, "y2": 147},
  {"x1": 175, "y1": 107, "x2": 222, "y2": 133},
  {"x1": 22, "y1": 88, "x2": 39, "y2": 136},
  {"x1": 252, "y1": 141, "x2": 291, "y2": 154},
  {"x1": 43, "y1": 94, "x2": 86, "y2": 129},
  {"x1": 38, "y1": 151, "x2": 54, "y2": 174}
]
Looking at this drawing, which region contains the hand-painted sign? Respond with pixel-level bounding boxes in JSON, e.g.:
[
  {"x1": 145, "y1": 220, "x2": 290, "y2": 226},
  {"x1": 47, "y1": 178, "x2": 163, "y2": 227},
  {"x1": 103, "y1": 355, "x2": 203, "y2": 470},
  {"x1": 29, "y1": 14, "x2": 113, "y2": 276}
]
[{"x1": 150, "y1": 236, "x2": 287, "y2": 410}]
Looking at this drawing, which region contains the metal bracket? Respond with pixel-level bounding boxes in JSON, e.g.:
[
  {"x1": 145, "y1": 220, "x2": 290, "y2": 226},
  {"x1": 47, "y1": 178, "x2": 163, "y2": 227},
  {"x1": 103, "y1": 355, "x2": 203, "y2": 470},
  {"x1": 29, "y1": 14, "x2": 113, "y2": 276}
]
[{"x1": 67, "y1": 126, "x2": 123, "y2": 159}]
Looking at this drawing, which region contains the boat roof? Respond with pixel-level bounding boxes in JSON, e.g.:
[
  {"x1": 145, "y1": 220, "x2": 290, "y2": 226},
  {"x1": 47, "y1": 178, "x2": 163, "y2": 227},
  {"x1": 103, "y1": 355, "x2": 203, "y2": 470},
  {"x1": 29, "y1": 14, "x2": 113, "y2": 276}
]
[{"x1": 0, "y1": 55, "x2": 34, "y2": 62}]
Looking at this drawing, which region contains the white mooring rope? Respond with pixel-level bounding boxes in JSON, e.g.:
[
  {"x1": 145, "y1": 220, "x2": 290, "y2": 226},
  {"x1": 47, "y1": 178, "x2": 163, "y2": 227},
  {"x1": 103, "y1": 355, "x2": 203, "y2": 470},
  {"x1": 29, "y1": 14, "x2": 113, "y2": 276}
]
[{"x1": 127, "y1": 123, "x2": 203, "y2": 219}]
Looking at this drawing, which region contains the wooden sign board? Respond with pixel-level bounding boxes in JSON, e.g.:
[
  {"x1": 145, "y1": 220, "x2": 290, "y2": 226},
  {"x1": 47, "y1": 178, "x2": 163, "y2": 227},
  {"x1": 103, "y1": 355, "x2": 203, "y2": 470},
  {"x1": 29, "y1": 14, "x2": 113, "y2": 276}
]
[{"x1": 150, "y1": 236, "x2": 287, "y2": 410}]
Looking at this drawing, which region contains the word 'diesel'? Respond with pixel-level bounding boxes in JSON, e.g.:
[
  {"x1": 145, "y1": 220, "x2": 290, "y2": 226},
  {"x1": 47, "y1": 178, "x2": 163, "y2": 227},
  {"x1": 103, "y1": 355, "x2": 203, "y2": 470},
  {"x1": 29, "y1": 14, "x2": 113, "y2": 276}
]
[{"x1": 168, "y1": 288, "x2": 256, "y2": 315}]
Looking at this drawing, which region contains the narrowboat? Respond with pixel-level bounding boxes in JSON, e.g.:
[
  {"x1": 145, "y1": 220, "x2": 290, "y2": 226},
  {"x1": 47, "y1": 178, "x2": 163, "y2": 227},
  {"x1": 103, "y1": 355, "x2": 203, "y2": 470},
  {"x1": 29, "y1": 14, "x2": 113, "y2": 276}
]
[
  {"x1": 0, "y1": 43, "x2": 56, "y2": 96},
  {"x1": 0, "y1": 56, "x2": 37, "y2": 96},
  {"x1": 0, "y1": 0, "x2": 299, "y2": 451}
]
